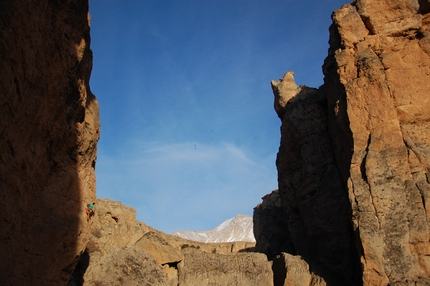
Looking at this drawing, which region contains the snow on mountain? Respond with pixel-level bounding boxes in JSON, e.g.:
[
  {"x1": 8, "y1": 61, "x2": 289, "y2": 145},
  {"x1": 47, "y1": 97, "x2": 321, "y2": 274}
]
[{"x1": 172, "y1": 214, "x2": 255, "y2": 243}]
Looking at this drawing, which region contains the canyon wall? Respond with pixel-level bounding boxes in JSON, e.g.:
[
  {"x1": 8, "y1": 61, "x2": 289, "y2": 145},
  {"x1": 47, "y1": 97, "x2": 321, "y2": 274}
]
[
  {"x1": 0, "y1": 1, "x2": 99, "y2": 284},
  {"x1": 260, "y1": 0, "x2": 430, "y2": 285}
]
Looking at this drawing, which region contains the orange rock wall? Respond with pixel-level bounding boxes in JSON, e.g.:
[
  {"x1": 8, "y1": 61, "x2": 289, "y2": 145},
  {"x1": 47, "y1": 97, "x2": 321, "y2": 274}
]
[
  {"x1": 327, "y1": 1, "x2": 430, "y2": 284},
  {"x1": 0, "y1": 1, "x2": 99, "y2": 284},
  {"x1": 271, "y1": 0, "x2": 430, "y2": 285}
]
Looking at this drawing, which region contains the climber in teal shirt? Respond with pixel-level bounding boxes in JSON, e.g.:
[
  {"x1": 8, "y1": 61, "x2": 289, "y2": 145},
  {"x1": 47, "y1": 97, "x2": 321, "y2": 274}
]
[{"x1": 86, "y1": 202, "x2": 95, "y2": 220}]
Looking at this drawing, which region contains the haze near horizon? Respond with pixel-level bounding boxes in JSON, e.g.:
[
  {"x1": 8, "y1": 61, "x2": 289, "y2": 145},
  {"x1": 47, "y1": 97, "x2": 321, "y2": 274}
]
[{"x1": 89, "y1": 0, "x2": 348, "y2": 233}]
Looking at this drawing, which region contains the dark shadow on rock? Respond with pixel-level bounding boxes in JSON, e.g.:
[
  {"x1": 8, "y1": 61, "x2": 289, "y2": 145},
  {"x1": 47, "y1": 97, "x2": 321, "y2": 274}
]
[
  {"x1": 253, "y1": 190, "x2": 295, "y2": 260},
  {"x1": 68, "y1": 250, "x2": 90, "y2": 286},
  {"x1": 272, "y1": 256, "x2": 287, "y2": 286},
  {"x1": 0, "y1": 1, "x2": 99, "y2": 285},
  {"x1": 269, "y1": 70, "x2": 362, "y2": 285},
  {"x1": 237, "y1": 247, "x2": 256, "y2": 253}
]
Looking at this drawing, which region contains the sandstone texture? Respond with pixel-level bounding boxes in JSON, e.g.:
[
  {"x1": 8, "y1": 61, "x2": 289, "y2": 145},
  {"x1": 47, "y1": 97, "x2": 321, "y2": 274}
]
[
  {"x1": 178, "y1": 247, "x2": 273, "y2": 286},
  {"x1": 272, "y1": 253, "x2": 326, "y2": 286},
  {"x1": 0, "y1": 1, "x2": 99, "y2": 285},
  {"x1": 80, "y1": 199, "x2": 269, "y2": 286},
  {"x1": 80, "y1": 198, "x2": 171, "y2": 285},
  {"x1": 273, "y1": 72, "x2": 361, "y2": 285},
  {"x1": 262, "y1": 0, "x2": 430, "y2": 285},
  {"x1": 78, "y1": 246, "x2": 168, "y2": 286}
]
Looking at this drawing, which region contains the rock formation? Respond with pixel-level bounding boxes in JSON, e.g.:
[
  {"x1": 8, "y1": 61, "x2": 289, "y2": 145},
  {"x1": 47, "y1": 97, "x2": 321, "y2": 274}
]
[
  {"x1": 272, "y1": 253, "x2": 326, "y2": 286},
  {"x1": 253, "y1": 190, "x2": 294, "y2": 260},
  {"x1": 272, "y1": 71, "x2": 361, "y2": 285},
  {"x1": 0, "y1": 1, "x2": 99, "y2": 285},
  {"x1": 178, "y1": 247, "x2": 273, "y2": 286},
  {"x1": 5, "y1": 0, "x2": 430, "y2": 285},
  {"x1": 79, "y1": 198, "x2": 271, "y2": 286},
  {"x1": 78, "y1": 246, "x2": 169, "y2": 286},
  {"x1": 258, "y1": 0, "x2": 430, "y2": 285}
]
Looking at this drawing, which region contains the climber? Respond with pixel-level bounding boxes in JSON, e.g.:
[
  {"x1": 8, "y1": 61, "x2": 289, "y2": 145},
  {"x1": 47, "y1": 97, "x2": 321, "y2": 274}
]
[{"x1": 86, "y1": 202, "x2": 95, "y2": 220}]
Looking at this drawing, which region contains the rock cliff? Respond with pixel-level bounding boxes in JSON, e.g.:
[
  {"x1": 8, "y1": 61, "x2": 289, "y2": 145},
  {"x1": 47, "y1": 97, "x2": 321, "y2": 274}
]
[
  {"x1": 0, "y1": 1, "x2": 99, "y2": 285},
  {"x1": 77, "y1": 199, "x2": 271, "y2": 286},
  {"x1": 259, "y1": 0, "x2": 430, "y2": 285}
]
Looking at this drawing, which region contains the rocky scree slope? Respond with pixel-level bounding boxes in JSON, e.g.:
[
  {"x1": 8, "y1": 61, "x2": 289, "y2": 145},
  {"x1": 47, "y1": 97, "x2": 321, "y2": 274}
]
[
  {"x1": 0, "y1": 1, "x2": 99, "y2": 285},
  {"x1": 254, "y1": 0, "x2": 430, "y2": 285}
]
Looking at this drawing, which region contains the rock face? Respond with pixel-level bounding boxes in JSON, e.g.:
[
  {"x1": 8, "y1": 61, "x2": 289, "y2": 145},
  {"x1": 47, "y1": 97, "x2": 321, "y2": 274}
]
[
  {"x1": 173, "y1": 214, "x2": 255, "y2": 243},
  {"x1": 253, "y1": 190, "x2": 294, "y2": 260},
  {"x1": 0, "y1": 1, "x2": 99, "y2": 285},
  {"x1": 178, "y1": 247, "x2": 273, "y2": 286},
  {"x1": 328, "y1": 2, "x2": 430, "y2": 284},
  {"x1": 272, "y1": 253, "x2": 326, "y2": 286},
  {"x1": 81, "y1": 246, "x2": 168, "y2": 286},
  {"x1": 272, "y1": 71, "x2": 361, "y2": 285},
  {"x1": 80, "y1": 198, "x2": 169, "y2": 285},
  {"x1": 81, "y1": 199, "x2": 270, "y2": 286},
  {"x1": 261, "y1": 0, "x2": 430, "y2": 285}
]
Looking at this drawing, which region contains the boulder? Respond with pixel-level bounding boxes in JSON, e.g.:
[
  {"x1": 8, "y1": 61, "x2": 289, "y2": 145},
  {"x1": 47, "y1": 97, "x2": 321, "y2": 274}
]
[
  {"x1": 178, "y1": 247, "x2": 273, "y2": 286},
  {"x1": 273, "y1": 253, "x2": 326, "y2": 286},
  {"x1": 134, "y1": 232, "x2": 184, "y2": 265},
  {"x1": 80, "y1": 246, "x2": 168, "y2": 286},
  {"x1": 89, "y1": 198, "x2": 151, "y2": 252}
]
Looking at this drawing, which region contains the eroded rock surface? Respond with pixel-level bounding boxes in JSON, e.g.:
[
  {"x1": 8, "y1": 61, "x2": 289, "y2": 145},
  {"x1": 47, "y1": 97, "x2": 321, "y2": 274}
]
[
  {"x1": 80, "y1": 246, "x2": 168, "y2": 286},
  {"x1": 81, "y1": 199, "x2": 268, "y2": 285},
  {"x1": 272, "y1": 253, "x2": 326, "y2": 286},
  {"x1": 178, "y1": 247, "x2": 273, "y2": 286},
  {"x1": 273, "y1": 74, "x2": 361, "y2": 285},
  {"x1": 81, "y1": 199, "x2": 169, "y2": 285},
  {"x1": 261, "y1": 0, "x2": 430, "y2": 285},
  {"x1": 0, "y1": 1, "x2": 99, "y2": 285},
  {"x1": 328, "y1": 1, "x2": 430, "y2": 284}
]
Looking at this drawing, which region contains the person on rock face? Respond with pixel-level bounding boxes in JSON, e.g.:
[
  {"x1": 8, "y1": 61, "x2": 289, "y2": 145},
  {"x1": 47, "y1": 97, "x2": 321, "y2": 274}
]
[{"x1": 86, "y1": 202, "x2": 95, "y2": 220}]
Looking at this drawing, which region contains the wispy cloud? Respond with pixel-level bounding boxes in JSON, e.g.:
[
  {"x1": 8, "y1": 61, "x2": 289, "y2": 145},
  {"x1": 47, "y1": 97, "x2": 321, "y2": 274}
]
[
  {"x1": 96, "y1": 141, "x2": 277, "y2": 233},
  {"x1": 90, "y1": 0, "x2": 347, "y2": 234}
]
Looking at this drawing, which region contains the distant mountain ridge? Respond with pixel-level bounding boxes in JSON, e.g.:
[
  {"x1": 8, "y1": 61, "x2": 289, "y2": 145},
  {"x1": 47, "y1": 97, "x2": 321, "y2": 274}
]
[{"x1": 172, "y1": 214, "x2": 255, "y2": 243}]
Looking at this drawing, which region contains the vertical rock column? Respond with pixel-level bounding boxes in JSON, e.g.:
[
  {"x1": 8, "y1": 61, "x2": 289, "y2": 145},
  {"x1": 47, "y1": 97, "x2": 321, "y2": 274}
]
[
  {"x1": 262, "y1": 0, "x2": 430, "y2": 285},
  {"x1": 0, "y1": 1, "x2": 99, "y2": 285},
  {"x1": 272, "y1": 72, "x2": 361, "y2": 285},
  {"x1": 324, "y1": 1, "x2": 430, "y2": 284}
]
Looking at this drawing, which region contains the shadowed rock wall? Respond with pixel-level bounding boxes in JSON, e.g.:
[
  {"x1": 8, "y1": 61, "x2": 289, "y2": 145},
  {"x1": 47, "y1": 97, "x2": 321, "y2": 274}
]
[
  {"x1": 253, "y1": 190, "x2": 294, "y2": 260},
  {"x1": 272, "y1": 72, "x2": 361, "y2": 285},
  {"x1": 260, "y1": 0, "x2": 430, "y2": 285},
  {"x1": 0, "y1": 1, "x2": 99, "y2": 284}
]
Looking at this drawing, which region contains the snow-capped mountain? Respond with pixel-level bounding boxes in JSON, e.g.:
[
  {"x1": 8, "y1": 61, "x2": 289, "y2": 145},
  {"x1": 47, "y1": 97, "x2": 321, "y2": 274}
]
[{"x1": 172, "y1": 214, "x2": 255, "y2": 243}]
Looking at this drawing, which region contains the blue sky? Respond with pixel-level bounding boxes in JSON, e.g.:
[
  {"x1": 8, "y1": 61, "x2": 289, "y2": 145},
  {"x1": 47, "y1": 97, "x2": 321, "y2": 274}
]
[{"x1": 89, "y1": 0, "x2": 348, "y2": 233}]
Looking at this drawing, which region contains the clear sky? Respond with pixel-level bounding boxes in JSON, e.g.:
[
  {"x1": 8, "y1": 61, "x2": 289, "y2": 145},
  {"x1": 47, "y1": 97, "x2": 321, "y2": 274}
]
[{"x1": 88, "y1": 0, "x2": 348, "y2": 233}]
